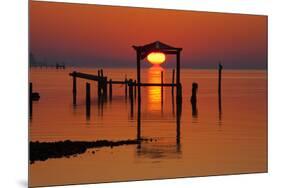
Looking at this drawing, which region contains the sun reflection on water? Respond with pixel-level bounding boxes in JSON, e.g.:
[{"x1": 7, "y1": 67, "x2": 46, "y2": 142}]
[{"x1": 147, "y1": 65, "x2": 164, "y2": 112}]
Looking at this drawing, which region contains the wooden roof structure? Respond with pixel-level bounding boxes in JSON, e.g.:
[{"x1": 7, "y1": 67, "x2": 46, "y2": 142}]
[{"x1": 133, "y1": 41, "x2": 182, "y2": 59}]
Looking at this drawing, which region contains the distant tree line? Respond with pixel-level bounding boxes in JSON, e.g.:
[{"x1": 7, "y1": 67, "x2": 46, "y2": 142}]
[{"x1": 29, "y1": 53, "x2": 66, "y2": 69}]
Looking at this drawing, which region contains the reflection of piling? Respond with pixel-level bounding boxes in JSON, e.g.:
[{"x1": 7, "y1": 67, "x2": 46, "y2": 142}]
[
  {"x1": 86, "y1": 82, "x2": 91, "y2": 120},
  {"x1": 72, "y1": 72, "x2": 77, "y2": 106},
  {"x1": 190, "y1": 83, "x2": 198, "y2": 118},
  {"x1": 176, "y1": 95, "x2": 182, "y2": 148},
  {"x1": 137, "y1": 94, "x2": 141, "y2": 148}
]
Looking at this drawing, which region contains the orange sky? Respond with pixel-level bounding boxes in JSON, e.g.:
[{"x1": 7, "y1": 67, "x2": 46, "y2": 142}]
[{"x1": 30, "y1": 1, "x2": 267, "y2": 69}]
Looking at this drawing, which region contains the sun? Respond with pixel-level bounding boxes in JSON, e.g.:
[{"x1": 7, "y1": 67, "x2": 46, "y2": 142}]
[{"x1": 147, "y1": 52, "x2": 166, "y2": 65}]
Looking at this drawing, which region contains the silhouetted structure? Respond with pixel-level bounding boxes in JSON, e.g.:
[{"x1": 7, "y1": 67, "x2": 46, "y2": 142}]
[
  {"x1": 56, "y1": 63, "x2": 66, "y2": 69},
  {"x1": 133, "y1": 41, "x2": 183, "y2": 104},
  {"x1": 218, "y1": 63, "x2": 223, "y2": 118},
  {"x1": 86, "y1": 83, "x2": 91, "y2": 120},
  {"x1": 218, "y1": 63, "x2": 223, "y2": 96},
  {"x1": 29, "y1": 82, "x2": 40, "y2": 119},
  {"x1": 190, "y1": 82, "x2": 198, "y2": 118},
  {"x1": 68, "y1": 41, "x2": 184, "y2": 142}
]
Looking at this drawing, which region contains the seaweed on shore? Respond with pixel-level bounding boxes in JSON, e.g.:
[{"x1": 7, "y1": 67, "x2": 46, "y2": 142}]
[{"x1": 30, "y1": 138, "x2": 154, "y2": 164}]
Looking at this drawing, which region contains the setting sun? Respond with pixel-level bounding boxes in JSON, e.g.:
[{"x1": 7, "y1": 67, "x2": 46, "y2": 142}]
[{"x1": 147, "y1": 52, "x2": 166, "y2": 65}]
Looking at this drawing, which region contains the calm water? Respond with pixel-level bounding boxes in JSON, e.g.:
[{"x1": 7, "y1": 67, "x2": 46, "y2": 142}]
[{"x1": 29, "y1": 67, "x2": 267, "y2": 187}]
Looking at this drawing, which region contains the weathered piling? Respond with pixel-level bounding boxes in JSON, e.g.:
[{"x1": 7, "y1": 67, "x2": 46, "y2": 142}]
[
  {"x1": 86, "y1": 82, "x2": 91, "y2": 119},
  {"x1": 190, "y1": 83, "x2": 198, "y2": 117},
  {"x1": 218, "y1": 63, "x2": 223, "y2": 96},
  {"x1": 29, "y1": 82, "x2": 33, "y2": 118},
  {"x1": 125, "y1": 76, "x2": 128, "y2": 98},
  {"x1": 218, "y1": 63, "x2": 223, "y2": 117},
  {"x1": 109, "y1": 79, "x2": 113, "y2": 101},
  {"x1": 103, "y1": 77, "x2": 108, "y2": 100},
  {"x1": 172, "y1": 69, "x2": 175, "y2": 97},
  {"x1": 129, "y1": 79, "x2": 134, "y2": 117},
  {"x1": 134, "y1": 80, "x2": 137, "y2": 100},
  {"x1": 100, "y1": 69, "x2": 104, "y2": 77},
  {"x1": 97, "y1": 70, "x2": 101, "y2": 98},
  {"x1": 177, "y1": 83, "x2": 182, "y2": 104},
  {"x1": 72, "y1": 72, "x2": 77, "y2": 105}
]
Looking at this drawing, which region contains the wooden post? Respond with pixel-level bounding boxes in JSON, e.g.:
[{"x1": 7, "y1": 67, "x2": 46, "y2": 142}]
[
  {"x1": 103, "y1": 77, "x2": 108, "y2": 100},
  {"x1": 100, "y1": 69, "x2": 104, "y2": 77},
  {"x1": 176, "y1": 52, "x2": 182, "y2": 102},
  {"x1": 161, "y1": 71, "x2": 164, "y2": 105},
  {"x1": 137, "y1": 51, "x2": 141, "y2": 102},
  {"x1": 218, "y1": 63, "x2": 223, "y2": 96},
  {"x1": 190, "y1": 83, "x2": 198, "y2": 117},
  {"x1": 109, "y1": 79, "x2": 112, "y2": 101},
  {"x1": 129, "y1": 79, "x2": 133, "y2": 101},
  {"x1": 218, "y1": 63, "x2": 223, "y2": 116},
  {"x1": 125, "y1": 76, "x2": 128, "y2": 98},
  {"x1": 129, "y1": 79, "x2": 134, "y2": 118},
  {"x1": 72, "y1": 72, "x2": 77, "y2": 106},
  {"x1": 172, "y1": 69, "x2": 175, "y2": 97},
  {"x1": 97, "y1": 70, "x2": 101, "y2": 98},
  {"x1": 86, "y1": 82, "x2": 91, "y2": 119},
  {"x1": 29, "y1": 82, "x2": 33, "y2": 118},
  {"x1": 134, "y1": 80, "x2": 137, "y2": 100}
]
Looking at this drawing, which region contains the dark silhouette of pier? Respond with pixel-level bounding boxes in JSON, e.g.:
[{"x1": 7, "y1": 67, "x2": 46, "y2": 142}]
[{"x1": 68, "y1": 41, "x2": 184, "y2": 151}]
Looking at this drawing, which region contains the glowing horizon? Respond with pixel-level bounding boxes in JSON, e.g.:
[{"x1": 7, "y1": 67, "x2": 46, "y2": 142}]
[{"x1": 30, "y1": 1, "x2": 267, "y2": 69}]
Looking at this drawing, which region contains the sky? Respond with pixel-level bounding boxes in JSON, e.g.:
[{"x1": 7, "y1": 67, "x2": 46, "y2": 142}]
[{"x1": 29, "y1": 1, "x2": 268, "y2": 69}]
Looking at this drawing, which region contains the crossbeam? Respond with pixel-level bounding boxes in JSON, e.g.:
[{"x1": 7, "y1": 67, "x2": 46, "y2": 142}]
[{"x1": 69, "y1": 72, "x2": 106, "y2": 81}]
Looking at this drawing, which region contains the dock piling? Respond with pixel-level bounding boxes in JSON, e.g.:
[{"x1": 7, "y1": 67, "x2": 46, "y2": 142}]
[
  {"x1": 129, "y1": 79, "x2": 134, "y2": 117},
  {"x1": 218, "y1": 63, "x2": 223, "y2": 96},
  {"x1": 125, "y1": 76, "x2": 128, "y2": 98},
  {"x1": 86, "y1": 82, "x2": 91, "y2": 119},
  {"x1": 172, "y1": 69, "x2": 175, "y2": 98},
  {"x1": 72, "y1": 72, "x2": 77, "y2": 106},
  {"x1": 29, "y1": 82, "x2": 33, "y2": 118},
  {"x1": 218, "y1": 63, "x2": 223, "y2": 116},
  {"x1": 109, "y1": 79, "x2": 112, "y2": 101}
]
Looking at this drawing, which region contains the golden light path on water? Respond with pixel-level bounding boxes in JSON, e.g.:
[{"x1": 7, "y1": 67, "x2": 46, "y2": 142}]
[{"x1": 147, "y1": 65, "x2": 164, "y2": 112}]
